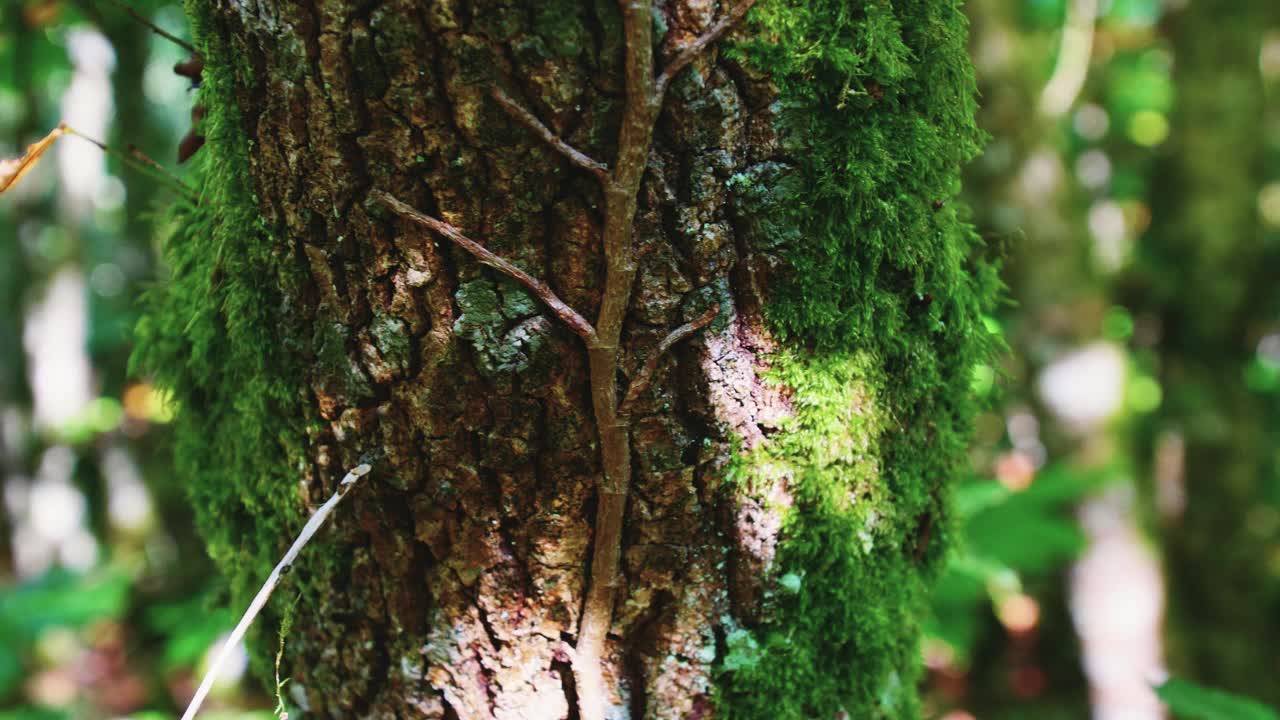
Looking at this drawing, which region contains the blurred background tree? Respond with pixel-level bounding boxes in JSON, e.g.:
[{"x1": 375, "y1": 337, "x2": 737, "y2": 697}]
[
  {"x1": 926, "y1": 0, "x2": 1280, "y2": 718},
  {"x1": 2, "y1": 0, "x2": 1278, "y2": 718},
  {"x1": 1118, "y1": 0, "x2": 1280, "y2": 706},
  {"x1": 1, "y1": 2, "x2": 270, "y2": 717}
]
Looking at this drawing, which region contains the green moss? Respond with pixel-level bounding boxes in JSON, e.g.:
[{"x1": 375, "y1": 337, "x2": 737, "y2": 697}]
[
  {"x1": 314, "y1": 321, "x2": 373, "y2": 400},
  {"x1": 131, "y1": 0, "x2": 309, "y2": 661},
  {"x1": 716, "y1": 1, "x2": 1001, "y2": 717},
  {"x1": 531, "y1": 2, "x2": 590, "y2": 57}
]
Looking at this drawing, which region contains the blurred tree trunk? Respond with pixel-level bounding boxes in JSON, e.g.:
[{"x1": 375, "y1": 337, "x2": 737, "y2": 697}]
[
  {"x1": 146, "y1": 1, "x2": 994, "y2": 717},
  {"x1": 0, "y1": 1, "x2": 42, "y2": 576},
  {"x1": 1126, "y1": 0, "x2": 1280, "y2": 704}
]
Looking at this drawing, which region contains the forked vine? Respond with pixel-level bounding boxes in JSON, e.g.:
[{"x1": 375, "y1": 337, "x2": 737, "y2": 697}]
[{"x1": 374, "y1": 1, "x2": 755, "y2": 717}]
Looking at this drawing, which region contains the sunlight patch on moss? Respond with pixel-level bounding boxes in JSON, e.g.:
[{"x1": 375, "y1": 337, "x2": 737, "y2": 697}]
[{"x1": 717, "y1": 0, "x2": 1002, "y2": 717}]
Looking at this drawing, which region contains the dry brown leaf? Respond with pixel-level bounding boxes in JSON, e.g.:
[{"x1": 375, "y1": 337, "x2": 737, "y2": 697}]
[{"x1": 0, "y1": 123, "x2": 67, "y2": 195}]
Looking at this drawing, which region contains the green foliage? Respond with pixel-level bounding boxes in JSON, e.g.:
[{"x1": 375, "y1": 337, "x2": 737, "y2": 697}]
[
  {"x1": 0, "y1": 569, "x2": 131, "y2": 697},
  {"x1": 716, "y1": 1, "x2": 1000, "y2": 716},
  {"x1": 0, "y1": 709, "x2": 66, "y2": 720},
  {"x1": 927, "y1": 466, "x2": 1112, "y2": 664},
  {"x1": 1155, "y1": 678, "x2": 1280, "y2": 720},
  {"x1": 0, "y1": 568, "x2": 130, "y2": 636},
  {"x1": 131, "y1": 0, "x2": 309, "y2": 664},
  {"x1": 964, "y1": 466, "x2": 1108, "y2": 574},
  {"x1": 146, "y1": 592, "x2": 233, "y2": 669}
]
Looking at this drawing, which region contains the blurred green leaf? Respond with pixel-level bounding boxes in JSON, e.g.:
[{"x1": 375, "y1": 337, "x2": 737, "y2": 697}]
[
  {"x1": 1106, "y1": 51, "x2": 1174, "y2": 118},
  {"x1": 0, "y1": 639, "x2": 22, "y2": 697},
  {"x1": 1022, "y1": 0, "x2": 1066, "y2": 29},
  {"x1": 966, "y1": 508, "x2": 1082, "y2": 574},
  {"x1": 146, "y1": 593, "x2": 232, "y2": 669},
  {"x1": 0, "y1": 709, "x2": 67, "y2": 720},
  {"x1": 1104, "y1": 0, "x2": 1161, "y2": 27},
  {"x1": 929, "y1": 465, "x2": 1115, "y2": 662},
  {"x1": 0, "y1": 568, "x2": 130, "y2": 638},
  {"x1": 962, "y1": 466, "x2": 1110, "y2": 574},
  {"x1": 1155, "y1": 677, "x2": 1279, "y2": 720},
  {"x1": 953, "y1": 480, "x2": 1012, "y2": 518},
  {"x1": 925, "y1": 563, "x2": 989, "y2": 660}
]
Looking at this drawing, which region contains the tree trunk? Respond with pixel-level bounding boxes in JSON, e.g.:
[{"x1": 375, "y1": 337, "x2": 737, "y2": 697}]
[
  {"x1": 139, "y1": 1, "x2": 996, "y2": 717},
  {"x1": 1123, "y1": 0, "x2": 1280, "y2": 704}
]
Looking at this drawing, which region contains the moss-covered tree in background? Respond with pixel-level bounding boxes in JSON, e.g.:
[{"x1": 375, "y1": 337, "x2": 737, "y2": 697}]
[
  {"x1": 135, "y1": 0, "x2": 999, "y2": 717},
  {"x1": 1121, "y1": 0, "x2": 1280, "y2": 706}
]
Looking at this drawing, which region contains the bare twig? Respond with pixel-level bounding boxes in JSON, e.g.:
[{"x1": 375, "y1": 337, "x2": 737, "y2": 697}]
[
  {"x1": 491, "y1": 88, "x2": 609, "y2": 182},
  {"x1": 124, "y1": 142, "x2": 199, "y2": 196},
  {"x1": 374, "y1": 191, "x2": 599, "y2": 344},
  {"x1": 571, "y1": 2, "x2": 660, "y2": 716},
  {"x1": 63, "y1": 126, "x2": 199, "y2": 202},
  {"x1": 126, "y1": 143, "x2": 171, "y2": 176},
  {"x1": 654, "y1": 0, "x2": 758, "y2": 97},
  {"x1": 618, "y1": 305, "x2": 719, "y2": 415},
  {"x1": 181, "y1": 464, "x2": 372, "y2": 720},
  {"x1": 101, "y1": 0, "x2": 196, "y2": 54}
]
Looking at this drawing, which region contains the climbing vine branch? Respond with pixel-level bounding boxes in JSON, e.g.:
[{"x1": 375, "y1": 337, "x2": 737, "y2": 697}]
[
  {"x1": 655, "y1": 0, "x2": 758, "y2": 96},
  {"x1": 99, "y1": 0, "x2": 197, "y2": 54},
  {"x1": 619, "y1": 305, "x2": 720, "y2": 416},
  {"x1": 374, "y1": 191, "x2": 598, "y2": 343},
  {"x1": 378, "y1": 3, "x2": 753, "y2": 717},
  {"x1": 490, "y1": 88, "x2": 610, "y2": 181}
]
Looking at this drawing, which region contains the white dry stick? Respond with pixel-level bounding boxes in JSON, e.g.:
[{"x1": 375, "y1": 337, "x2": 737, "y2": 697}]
[
  {"x1": 180, "y1": 463, "x2": 372, "y2": 720},
  {"x1": 1039, "y1": 0, "x2": 1098, "y2": 117}
]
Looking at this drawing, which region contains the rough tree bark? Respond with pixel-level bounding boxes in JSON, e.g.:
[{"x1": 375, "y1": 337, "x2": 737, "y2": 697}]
[{"x1": 138, "y1": 1, "x2": 996, "y2": 718}]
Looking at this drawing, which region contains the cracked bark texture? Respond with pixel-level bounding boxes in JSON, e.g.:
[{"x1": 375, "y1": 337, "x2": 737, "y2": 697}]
[{"x1": 196, "y1": 0, "x2": 793, "y2": 717}]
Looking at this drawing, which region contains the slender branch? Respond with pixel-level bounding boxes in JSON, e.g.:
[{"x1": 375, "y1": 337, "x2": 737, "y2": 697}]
[
  {"x1": 100, "y1": 0, "x2": 196, "y2": 54},
  {"x1": 374, "y1": 191, "x2": 599, "y2": 344},
  {"x1": 125, "y1": 142, "x2": 198, "y2": 195},
  {"x1": 181, "y1": 463, "x2": 372, "y2": 720},
  {"x1": 63, "y1": 126, "x2": 199, "y2": 202},
  {"x1": 618, "y1": 305, "x2": 719, "y2": 415},
  {"x1": 491, "y1": 88, "x2": 609, "y2": 182},
  {"x1": 572, "y1": 3, "x2": 658, "y2": 718},
  {"x1": 654, "y1": 0, "x2": 758, "y2": 97}
]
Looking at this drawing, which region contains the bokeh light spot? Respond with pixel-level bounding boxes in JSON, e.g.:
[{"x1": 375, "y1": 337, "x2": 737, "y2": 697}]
[
  {"x1": 998, "y1": 593, "x2": 1041, "y2": 634},
  {"x1": 1128, "y1": 375, "x2": 1162, "y2": 413},
  {"x1": 972, "y1": 364, "x2": 996, "y2": 396},
  {"x1": 1257, "y1": 183, "x2": 1280, "y2": 227},
  {"x1": 1101, "y1": 306, "x2": 1134, "y2": 341},
  {"x1": 1074, "y1": 103, "x2": 1110, "y2": 140},
  {"x1": 1128, "y1": 110, "x2": 1169, "y2": 146}
]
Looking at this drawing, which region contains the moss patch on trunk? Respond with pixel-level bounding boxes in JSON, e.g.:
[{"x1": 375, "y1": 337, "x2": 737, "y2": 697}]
[
  {"x1": 132, "y1": 0, "x2": 310, "y2": 657},
  {"x1": 716, "y1": 1, "x2": 1000, "y2": 717}
]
